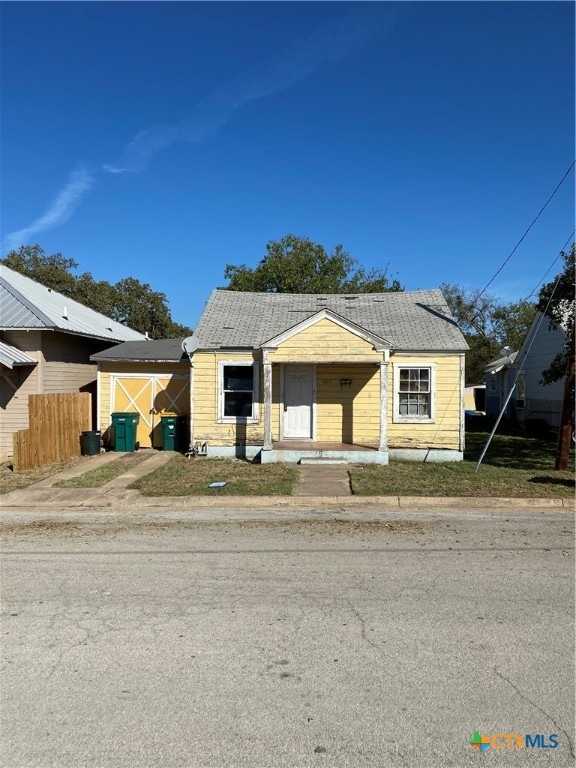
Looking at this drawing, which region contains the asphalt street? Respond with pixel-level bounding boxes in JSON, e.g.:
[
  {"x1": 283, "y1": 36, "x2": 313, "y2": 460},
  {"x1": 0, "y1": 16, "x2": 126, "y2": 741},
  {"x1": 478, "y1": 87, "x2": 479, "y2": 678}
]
[{"x1": 1, "y1": 506, "x2": 574, "y2": 768}]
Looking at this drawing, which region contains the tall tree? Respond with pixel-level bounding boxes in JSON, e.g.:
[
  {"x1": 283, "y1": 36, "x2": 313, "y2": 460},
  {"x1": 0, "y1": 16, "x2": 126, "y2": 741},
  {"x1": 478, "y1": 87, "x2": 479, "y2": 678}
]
[
  {"x1": 1, "y1": 245, "x2": 191, "y2": 339},
  {"x1": 537, "y1": 244, "x2": 575, "y2": 470},
  {"x1": 224, "y1": 235, "x2": 402, "y2": 294},
  {"x1": 441, "y1": 283, "x2": 536, "y2": 385}
]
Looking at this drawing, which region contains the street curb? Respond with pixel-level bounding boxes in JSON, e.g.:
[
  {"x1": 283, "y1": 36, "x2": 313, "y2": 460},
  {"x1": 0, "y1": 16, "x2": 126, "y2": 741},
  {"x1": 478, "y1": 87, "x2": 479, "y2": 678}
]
[{"x1": 0, "y1": 490, "x2": 572, "y2": 510}]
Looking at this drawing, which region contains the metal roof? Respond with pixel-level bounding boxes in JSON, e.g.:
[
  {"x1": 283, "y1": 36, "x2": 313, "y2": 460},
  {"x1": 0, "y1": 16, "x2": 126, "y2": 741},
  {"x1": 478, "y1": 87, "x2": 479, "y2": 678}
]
[
  {"x1": 484, "y1": 351, "x2": 519, "y2": 375},
  {"x1": 0, "y1": 265, "x2": 146, "y2": 342},
  {"x1": 194, "y1": 290, "x2": 469, "y2": 352},
  {"x1": 0, "y1": 340, "x2": 37, "y2": 369},
  {"x1": 91, "y1": 338, "x2": 188, "y2": 362}
]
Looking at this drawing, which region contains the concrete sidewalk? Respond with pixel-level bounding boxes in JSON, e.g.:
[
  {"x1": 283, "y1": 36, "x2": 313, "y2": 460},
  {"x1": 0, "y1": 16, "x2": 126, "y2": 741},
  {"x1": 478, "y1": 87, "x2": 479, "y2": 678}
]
[{"x1": 1, "y1": 448, "x2": 571, "y2": 511}]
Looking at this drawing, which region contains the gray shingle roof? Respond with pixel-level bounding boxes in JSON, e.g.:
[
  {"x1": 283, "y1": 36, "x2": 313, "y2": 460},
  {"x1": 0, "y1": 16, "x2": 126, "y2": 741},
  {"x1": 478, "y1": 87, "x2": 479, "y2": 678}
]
[
  {"x1": 0, "y1": 265, "x2": 146, "y2": 343},
  {"x1": 91, "y1": 338, "x2": 188, "y2": 362},
  {"x1": 194, "y1": 290, "x2": 469, "y2": 352}
]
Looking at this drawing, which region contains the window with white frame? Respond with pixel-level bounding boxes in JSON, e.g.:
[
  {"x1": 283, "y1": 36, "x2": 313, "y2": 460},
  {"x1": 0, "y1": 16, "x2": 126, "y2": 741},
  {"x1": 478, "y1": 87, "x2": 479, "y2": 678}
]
[
  {"x1": 393, "y1": 364, "x2": 435, "y2": 422},
  {"x1": 218, "y1": 362, "x2": 259, "y2": 422}
]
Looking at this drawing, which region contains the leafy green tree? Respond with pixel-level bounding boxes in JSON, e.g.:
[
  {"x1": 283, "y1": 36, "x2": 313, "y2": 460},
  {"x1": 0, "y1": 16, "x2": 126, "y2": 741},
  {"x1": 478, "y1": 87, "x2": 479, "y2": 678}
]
[
  {"x1": 224, "y1": 235, "x2": 402, "y2": 294},
  {"x1": 1, "y1": 245, "x2": 191, "y2": 339},
  {"x1": 441, "y1": 283, "x2": 536, "y2": 385},
  {"x1": 537, "y1": 244, "x2": 575, "y2": 470},
  {"x1": 113, "y1": 277, "x2": 191, "y2": 339},
  {"x1": 2, "y1": 244, "x2": 79, "y2": 296}
]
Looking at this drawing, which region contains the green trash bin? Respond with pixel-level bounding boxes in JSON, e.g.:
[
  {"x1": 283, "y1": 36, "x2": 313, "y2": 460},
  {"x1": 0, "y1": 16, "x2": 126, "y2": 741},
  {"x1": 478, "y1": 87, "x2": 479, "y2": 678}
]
[
  {"x1": 160, "y1": 413, "x2": 183, "y2": 451},
  {"x1": 81, "y1": 430, "x2": 101, "y2": 456},
  {"x1": 111, "y1": 412, "x2": 140, "y2": 452}
]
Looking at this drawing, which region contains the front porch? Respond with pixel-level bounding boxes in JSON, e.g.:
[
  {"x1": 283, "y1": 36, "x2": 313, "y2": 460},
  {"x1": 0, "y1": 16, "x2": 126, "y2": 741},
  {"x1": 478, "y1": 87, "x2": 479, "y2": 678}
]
[{"x1": 260, "y1": 440, "x2": 388, "y2": 465}]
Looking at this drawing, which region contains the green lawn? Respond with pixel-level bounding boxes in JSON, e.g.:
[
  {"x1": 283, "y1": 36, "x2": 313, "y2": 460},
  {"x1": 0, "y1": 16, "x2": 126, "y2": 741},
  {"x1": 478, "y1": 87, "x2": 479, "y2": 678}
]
[
  {"x1": 130, "y1": 455, "x2": 299, "y2": 496},
  {"x1": 349, "y1": 431, "x2": 575, "y2": 498},
  {"x1": 2, "y1": 429, "x2": 574, "y2": 499},
  {"x1": 0, "y1": 457, "x2": 87, "y2": 495},
  {"x1": 54, "y1": 453, "x2": 150, "y2": 488}
]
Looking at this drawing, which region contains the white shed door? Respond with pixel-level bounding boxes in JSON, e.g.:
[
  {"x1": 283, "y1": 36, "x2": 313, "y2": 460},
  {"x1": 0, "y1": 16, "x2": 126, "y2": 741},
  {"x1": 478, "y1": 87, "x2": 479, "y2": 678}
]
[{"x1": 283, "y1": 365, "x2": 313, "y2": 439}]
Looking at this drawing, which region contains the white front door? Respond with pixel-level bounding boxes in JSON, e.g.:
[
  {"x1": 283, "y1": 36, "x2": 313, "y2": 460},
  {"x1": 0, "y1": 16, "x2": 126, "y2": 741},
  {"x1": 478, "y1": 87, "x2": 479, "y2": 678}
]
[{"x1": 283, "y1": 365, "x2": 313, "y2": 439}]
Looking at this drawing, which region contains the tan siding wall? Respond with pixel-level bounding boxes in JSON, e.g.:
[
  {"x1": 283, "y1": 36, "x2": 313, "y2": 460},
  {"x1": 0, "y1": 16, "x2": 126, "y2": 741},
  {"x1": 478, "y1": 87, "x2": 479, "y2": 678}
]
[
  {"x1": 42, "y1": 332, "x2": 102, "y2": 364},
  {"x1": 0, "y1": 331, "x2": 42, "y2": 460},
  {"x1": 316, "y1": 364, "x2": 380, "y2": 443},
  {"x1": 269, "y1": 318, "x2": 382, "y2": 363},
  {"x1": 0, "y1": 366, "x2": 41, "y2": 460},
  {"x1": 43, "y1": 362, "x2": 96, "y2": 393},
  {"x1": 387, "y1": 355, "x2": 462, "y2": 450}
]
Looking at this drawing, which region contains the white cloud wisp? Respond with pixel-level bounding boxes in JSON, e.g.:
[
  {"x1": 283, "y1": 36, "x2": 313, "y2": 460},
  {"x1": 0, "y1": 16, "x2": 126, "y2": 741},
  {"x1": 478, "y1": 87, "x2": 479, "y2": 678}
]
[
  {"x1": 3, "y1": 164, "x2": 96, "y2": 252},
  {"x1": 4, "y1": 7, "x2": 395, "y2": 250}
]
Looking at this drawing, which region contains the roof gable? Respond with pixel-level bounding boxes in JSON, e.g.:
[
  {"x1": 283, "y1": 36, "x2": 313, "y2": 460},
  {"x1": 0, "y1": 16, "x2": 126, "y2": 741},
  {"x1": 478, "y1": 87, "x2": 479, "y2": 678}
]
[{"x1": 261, "y1": 308, "x2": 392, "y2": 350}]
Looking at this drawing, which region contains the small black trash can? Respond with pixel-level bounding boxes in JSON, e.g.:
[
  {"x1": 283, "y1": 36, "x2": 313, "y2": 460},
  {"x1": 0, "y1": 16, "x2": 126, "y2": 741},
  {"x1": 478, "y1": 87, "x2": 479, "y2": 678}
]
[{"x1": 81, "y1": 430, "x2": 101, "y2": 456}]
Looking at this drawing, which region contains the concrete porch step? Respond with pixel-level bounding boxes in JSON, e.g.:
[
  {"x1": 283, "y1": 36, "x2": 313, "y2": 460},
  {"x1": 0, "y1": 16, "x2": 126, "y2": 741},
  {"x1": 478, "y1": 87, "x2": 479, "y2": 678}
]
[{"x1": 299, "y1": 457, "x2": 349, "y2": 465}]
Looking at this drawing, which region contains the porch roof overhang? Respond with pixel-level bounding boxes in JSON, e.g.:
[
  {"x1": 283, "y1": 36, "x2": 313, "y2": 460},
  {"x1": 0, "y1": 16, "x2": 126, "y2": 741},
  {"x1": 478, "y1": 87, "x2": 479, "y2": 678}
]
[
  {"x1": 0, "y1": 341, "x2": 37, "y2": 370},
  {"x1": 259, "y1": 308, "x2": 393, "y2": 353}
]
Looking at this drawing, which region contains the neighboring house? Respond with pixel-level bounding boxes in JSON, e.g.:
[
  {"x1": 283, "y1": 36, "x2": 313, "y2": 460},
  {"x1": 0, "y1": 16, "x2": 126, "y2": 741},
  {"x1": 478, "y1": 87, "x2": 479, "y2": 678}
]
[
  {"x1": 178, "y1": 289, "x2": 469, "y2": 464},
  {"x1": 91, "y1": 338, "x2": 190, "y2": 449},
  {"x1": 0, "y1": 264, "x2": 145, "y2": 460},
  {"x1": 464, "y1": 384, "x2": 486, "y2": 414},
  {"x1": 485, "y1": 312, "x2": 567, "y2": 430},
  {"x1": 484, "y1": 350, "x2": 518, "y2": 420}
]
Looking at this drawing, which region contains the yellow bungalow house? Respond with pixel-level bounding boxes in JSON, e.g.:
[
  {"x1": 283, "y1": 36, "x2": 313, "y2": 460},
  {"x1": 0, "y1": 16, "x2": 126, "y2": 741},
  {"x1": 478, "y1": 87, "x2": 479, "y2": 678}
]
[{"x1": 188, "y1": 289, "x2": 469, "y2": 463}]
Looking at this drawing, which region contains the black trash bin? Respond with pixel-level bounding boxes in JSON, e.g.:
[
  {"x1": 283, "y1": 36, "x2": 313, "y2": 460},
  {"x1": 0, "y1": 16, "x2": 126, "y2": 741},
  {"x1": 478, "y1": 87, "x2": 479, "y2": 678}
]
[{"x1": 81, "y1": 430, "x2": 101, "y2": 456}]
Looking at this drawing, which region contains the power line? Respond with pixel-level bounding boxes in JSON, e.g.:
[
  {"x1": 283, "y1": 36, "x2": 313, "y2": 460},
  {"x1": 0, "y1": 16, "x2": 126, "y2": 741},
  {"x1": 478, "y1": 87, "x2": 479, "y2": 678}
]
[
  {"x1": 526, "y1": 229, "x2": 576, "y2": 299},
  {"x1": 476, "y1": 270, "x2": 564, "y2": 471},
  {"x1": 478, "y1": 160, "x2": 575, "y2": 299}
]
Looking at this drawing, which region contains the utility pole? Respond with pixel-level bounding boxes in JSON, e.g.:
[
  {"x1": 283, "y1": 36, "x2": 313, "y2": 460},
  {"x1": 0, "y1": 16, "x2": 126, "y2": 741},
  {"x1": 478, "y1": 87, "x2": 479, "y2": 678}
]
[{"x1": 555, "y1": 336, "x2": 575, "y2": 470}]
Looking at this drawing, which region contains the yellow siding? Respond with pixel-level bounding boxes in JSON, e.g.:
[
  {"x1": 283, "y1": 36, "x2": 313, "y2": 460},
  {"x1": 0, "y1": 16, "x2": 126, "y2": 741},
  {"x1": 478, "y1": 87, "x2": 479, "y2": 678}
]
[
  {"x1": 193, "y1": 351, "x2": 275, "y2": 446},
  {"x1": 269, "y1": 318, "x2": 382, "y2": 363},
  {"x1": 316, "y1": 364, "x2": 380, "y2": 443},
  {"x1": 99, "y1": 369, "x2": 111, "y2": 433},
  {"x1": 167, "y1": 350, "x2": 462, "y2": 452},
  {"x1": 387, "y1": 355, "x2": 462, "y2": 450},
  {"x1": 97, "y1": 362, "x2": 189, "y2": 448}
]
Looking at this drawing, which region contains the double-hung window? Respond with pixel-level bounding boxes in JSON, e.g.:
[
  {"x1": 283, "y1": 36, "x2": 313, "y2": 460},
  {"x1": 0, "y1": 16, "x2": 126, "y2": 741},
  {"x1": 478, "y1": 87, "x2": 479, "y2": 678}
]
[
  {"x1": 218, "y1": 362, "x2": 259, "y2": 422},
  {"x1": 393, "y1": 364, "x2": 435, "y2": 422}
]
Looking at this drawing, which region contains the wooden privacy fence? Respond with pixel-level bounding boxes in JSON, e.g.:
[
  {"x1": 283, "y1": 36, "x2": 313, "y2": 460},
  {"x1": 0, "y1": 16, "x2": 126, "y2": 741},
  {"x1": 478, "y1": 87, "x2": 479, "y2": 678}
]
[{"x1": 13, "y1": 392, "x2": 92, "y2": 471}]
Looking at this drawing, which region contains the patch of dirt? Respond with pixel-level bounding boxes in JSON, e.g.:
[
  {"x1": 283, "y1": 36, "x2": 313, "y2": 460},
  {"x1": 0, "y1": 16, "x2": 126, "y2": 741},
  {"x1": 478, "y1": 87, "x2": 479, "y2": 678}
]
[
  {"x1": 237, "y1": 519, "x2": 427, "y2": 535},
  {"x1": 0, "y1": 518, "x2": 429, "y2": 538}
]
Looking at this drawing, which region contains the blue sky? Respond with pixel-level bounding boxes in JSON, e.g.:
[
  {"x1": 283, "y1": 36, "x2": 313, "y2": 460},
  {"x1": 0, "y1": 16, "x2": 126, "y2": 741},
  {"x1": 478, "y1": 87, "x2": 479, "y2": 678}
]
[{"x1": 1, "y1": 1, "x2": 574, "y2": 329}]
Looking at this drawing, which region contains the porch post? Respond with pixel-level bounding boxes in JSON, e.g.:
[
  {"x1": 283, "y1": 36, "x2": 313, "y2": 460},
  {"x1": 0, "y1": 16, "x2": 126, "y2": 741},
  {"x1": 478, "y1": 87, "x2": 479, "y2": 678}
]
[
  {"x1": 379, "y1": 352, "x2": 389, "y2": 452},
  {"x1": 263, "y1": 351, "x2": 273, "y2": 451},
  {"x1": 188, "y1": 356, "x2": 195, "y2": 451}
]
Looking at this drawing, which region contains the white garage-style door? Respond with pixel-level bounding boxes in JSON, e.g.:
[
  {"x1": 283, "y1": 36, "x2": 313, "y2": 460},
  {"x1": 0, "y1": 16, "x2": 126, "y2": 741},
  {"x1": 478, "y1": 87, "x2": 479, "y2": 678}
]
[{"x1": 111, "y1": 374, "x2": 189, "y2": 448}]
